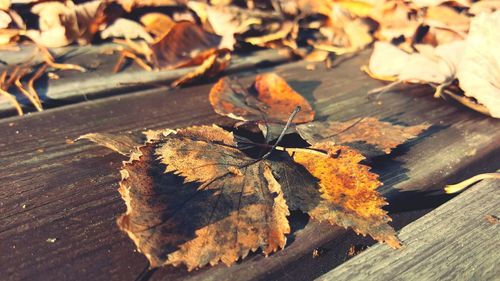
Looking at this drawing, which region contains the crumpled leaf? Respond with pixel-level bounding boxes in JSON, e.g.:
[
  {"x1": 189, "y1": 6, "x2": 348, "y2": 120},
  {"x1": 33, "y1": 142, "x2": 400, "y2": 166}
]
[
  {"x1": 209, "y1": 73, "x2": 314, "y2": 124},
  {"x1": 188, "y1": 2, "x2": 265, "y2": 50},
  {"x1": 140, "y1": 12, "x2": 175, "y2": 43},
  {"x1": 101, "y1": 18, "x2": 153, "y2": 42},
  {"x1": 366, "y1": 41, "x2": 464, "y2": 84},
  {"x1": 456, "y1": 11, "x2": 500, "y2": 118},
  {"x1": 371, "y1": 1, "x2": 421, "y2": 43},
  {"x1": 120, "y1": 125, "x2": 290, "y2": 270},
  {"x1": 171, "y1": 49, "x2": 231, "y2": 87},
  {"x1": 151, "y1": 21, "x2": 222, "y2": 69},
  {"x1": 29, "y1": 0, "x2": 106, "y2": 47},
  {"x1": 80, "y1": 122, "x2": 408, "y2": 270},
  {"x1": 0, "y1": 9, "x2": 10, "y2": 29},
  {"x1": 296, "y1": 117, "x2": 430, "y2": 154}
]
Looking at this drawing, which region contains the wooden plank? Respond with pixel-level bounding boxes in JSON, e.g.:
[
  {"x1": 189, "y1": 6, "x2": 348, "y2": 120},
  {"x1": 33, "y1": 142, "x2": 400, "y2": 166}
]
[
  {"x1": 0, "y1": 43, "x2": 290, "y2": 115},
  {"x1": 317, "y1": 178, "x2": 500, "y2": 281},
  {"x1": 0, "y1": 50, "x2": 499, "y2": 281}
]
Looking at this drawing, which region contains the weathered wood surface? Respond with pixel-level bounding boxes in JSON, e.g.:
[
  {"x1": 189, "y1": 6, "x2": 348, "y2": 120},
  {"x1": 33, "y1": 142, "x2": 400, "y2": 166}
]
[
  {"x1": 1, "y1": 50, "x2": 499, "y2": 281},
  {"x1": 0, "y1": 43, "x2": 290, "y2": 115},
  {"x1": 317, "y1": 178, "x2": 500, "y2": 281}
]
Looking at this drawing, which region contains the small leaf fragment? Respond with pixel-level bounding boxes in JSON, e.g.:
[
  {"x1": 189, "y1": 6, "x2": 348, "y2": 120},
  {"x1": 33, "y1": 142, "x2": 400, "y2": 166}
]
[{"x1": 77, "y1": 132, "x2": 143, "y2": 156}]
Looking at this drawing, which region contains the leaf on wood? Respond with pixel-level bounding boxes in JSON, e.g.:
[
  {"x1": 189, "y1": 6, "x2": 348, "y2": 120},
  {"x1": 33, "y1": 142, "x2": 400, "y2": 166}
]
[
  {"x1": 371, "y1": 1, "x2": 421, "y2": 43},
  {"x1": 209, "y1": 73, "x2": 314, "y2": 124},
  {"x1": 151, "y1": 21, "x2": 222, "y2": 70},
  {"x1": 81, "y1": 123, "x2": 406, "y2": 270},
  {"x1": 188, "y1": 2, "x2": 265, "y2": 50},
  {"x1": 119, "y1": 126, "x2": 290, "y2": 270},
  {"x1": 139, "y1": 12, "x2": 175, "y2": 43},
  {"x1": 317, "y1": 6, "x2": 373, "y2": 53},
  {"x1": 101, "y1": 18, "x2": 153, "y2": 42},
  {"x1": 285, "y1": 142, "x2": 400, "y2": 248},
  {"x1": 366, "y1": 41, "x2": 463, "y2": 84},
  {"x1": 0, "y1": 28, "x2": 19, "y2": 45},
  {"x1": 29, "y1": 0, "x2": 106, "y2": 47},
  {"x1": 77, "y1": 132, "x2": 143, "y2": 156},
  {"x1": 171, "y1": 49, "x2": 231, "y2": 87},
  {"x1": 0, "y1": 9, "x2": 10, "y2": 29},
  {"x1": 296, "y1": 117, "x2": 430, "y2": 154},
  {"x1": 117, "y1": 0, "x2": 184, "y2": 13},
  {"x1": 245, "y1": 21, "x2": 295, "y2": 47},
  {"x1": 456, "y1": 11, "x2": 500, "y2": 118}
]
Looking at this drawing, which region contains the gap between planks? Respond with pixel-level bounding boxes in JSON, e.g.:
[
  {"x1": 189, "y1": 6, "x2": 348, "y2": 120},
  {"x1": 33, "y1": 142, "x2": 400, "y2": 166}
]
[{"x1": 316, "y1": 177, "x2": 500, "y2": 281}]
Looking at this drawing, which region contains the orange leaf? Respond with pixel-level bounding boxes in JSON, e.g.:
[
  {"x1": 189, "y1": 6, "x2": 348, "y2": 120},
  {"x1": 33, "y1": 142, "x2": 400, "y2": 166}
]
[{"x1": 209, "y1": 73, "x2": 315, "y2": 124}]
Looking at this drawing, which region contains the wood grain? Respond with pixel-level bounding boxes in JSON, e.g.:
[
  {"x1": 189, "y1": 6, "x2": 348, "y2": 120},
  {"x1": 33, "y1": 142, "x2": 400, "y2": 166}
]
[
  {"x1": 0, "y1": 50, "x2": 499, "y2": 281},
  {"x1": 317, "y1": 178, "x2": 500, "y2": 281},
  {"x1": 0, "y1": 44, "x2": 290, "y2": 115}
]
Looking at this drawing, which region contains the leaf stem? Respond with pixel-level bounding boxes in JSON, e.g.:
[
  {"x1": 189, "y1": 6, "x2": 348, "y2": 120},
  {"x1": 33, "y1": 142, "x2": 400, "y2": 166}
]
[
  {"x1": 261, "y1": 106, "x2": 301, "y2": 159},
  {"x1": 444, "y1": 173, "x2": 500, "y2": 194}
]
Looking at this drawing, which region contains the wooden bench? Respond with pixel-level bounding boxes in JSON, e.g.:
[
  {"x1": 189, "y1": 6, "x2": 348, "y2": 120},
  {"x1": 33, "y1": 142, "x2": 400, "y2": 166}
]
[{"x1": 1, "y1": 49, "x2": 499, "y2": 281}]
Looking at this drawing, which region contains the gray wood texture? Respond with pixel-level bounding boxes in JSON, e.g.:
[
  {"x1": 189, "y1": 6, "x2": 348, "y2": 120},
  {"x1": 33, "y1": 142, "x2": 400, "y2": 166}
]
[
  {"x1": 0, "y1": 43, "x2": 290, "y2": 115},
  {"x1": 317, "y1": 178, "x2": 500, "y2": 281},
  {"x1": 0, "y1": 50, "x2": 499, "y2": 281}
]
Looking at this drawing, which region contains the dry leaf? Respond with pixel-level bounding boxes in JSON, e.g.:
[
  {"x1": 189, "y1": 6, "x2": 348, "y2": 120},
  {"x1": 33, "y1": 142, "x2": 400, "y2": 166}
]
[
  {"x1": 209, "y1": 73, "x2": 314, "y2": 123},
  {"x1": 151, "y1": 21, "x2": 222, "y2": 69},
  {"x1": 171, "y1": 49, "x2": 231, "y2": 87},
  {"x1": 188, "y1": 2, "x2": 265, "y2": 50},
  {"x1": 411, "y1": 0, "x2": 471, "y2": 8},
  {"x1": 371, "y1": 1, "x2": 421, "y2": 42},
  {"x1": 76, "y1": 132, "x2": 142, "y2": 156},
  {"x1": 456, "y1": 11, "x2": 500, "y2": 118},
  {"x1": 296, "y1": 117, "x2": 430, "y2": 154},
  {"x1": 101, "y1": 18, "x2": 153, "y2": 42},
  {"x1": 0, "y1": 0, "x2": 10, "y2": 11},
  {"x1": 140, "y1": 12, "x2": 175, "y2": 43},
  {"x1": 81, "y1": 123, "x2": 403, "y2": 270},
  {"x1": 367, "y1": 41, "x2": 463, "y2": 84},
  {"x1": 318, "y1": 5, "x2": 373, "y2": 53},
  {"x1": 29, "y1": 0, "x2": 105, "y2": 47},
  {"x1": 0, "y1": 9, "x2": 10, "y2": 29},
  {"x1": 117, "y1": 0, "x2": 184, "y2": 13},
  {"x1": 469, "y1": 0, "x2": 500, "y2": 15}
]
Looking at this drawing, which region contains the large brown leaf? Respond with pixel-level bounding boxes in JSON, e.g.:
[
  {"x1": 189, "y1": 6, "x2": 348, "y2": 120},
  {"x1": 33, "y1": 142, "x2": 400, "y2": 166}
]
[
  {"x1": 151, "y1": 21, "x2": 222, "y2": 70},
  {"x1": 80, "y1": 123, "x2": 406, "y2": 270},
  {"x1": 209, "y1": 73, "x2": 315, "y2": 124}
]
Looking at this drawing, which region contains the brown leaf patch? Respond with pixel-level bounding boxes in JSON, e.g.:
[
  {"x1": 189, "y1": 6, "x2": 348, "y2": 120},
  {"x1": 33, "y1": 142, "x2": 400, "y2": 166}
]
[
  {"x1": 209, "y1": 73, "x2": 314, "y2": 124},
  {"x1": 151, "y1": 21, "x2": 222, "y2": 70},
  {"x1": 296, "y1": 117, "x2": 430, "y2": 154},
  {"x1": 171, "y1": 49, "x2": 231, "y2": 87}
]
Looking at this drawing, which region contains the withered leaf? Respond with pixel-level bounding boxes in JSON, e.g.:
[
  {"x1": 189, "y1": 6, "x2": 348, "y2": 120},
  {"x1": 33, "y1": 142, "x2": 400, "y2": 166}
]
[
  {"x1": 29, "y1": 0, "x2": 106, "y2": 47},
  {"x1": 456, "y1": 11, "x2": 500, "y2": 118},
  {"x1": 151, "y1": 21, "x2": 222, "y2": 70},
  {"x1": 121, "y1": 125, "x2": 290, "y2": 270},
  {"x1": 77, "y1": 132, "x2": 143, "y2": 156},
  {"x1": 209, "y1": 73, "x2": 314, "y2": 124},
  {"x1": 171, "y1": 49, "x2": 231, "y2": 88},
  {"x1": 81, "y1": 124, "x2": 403, "y2": 270},
  {"x1": 296, "y1": 117, "x2": 430, "y2": 154}
]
